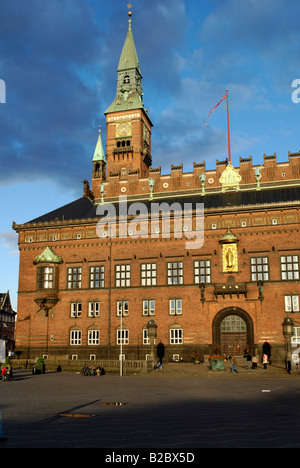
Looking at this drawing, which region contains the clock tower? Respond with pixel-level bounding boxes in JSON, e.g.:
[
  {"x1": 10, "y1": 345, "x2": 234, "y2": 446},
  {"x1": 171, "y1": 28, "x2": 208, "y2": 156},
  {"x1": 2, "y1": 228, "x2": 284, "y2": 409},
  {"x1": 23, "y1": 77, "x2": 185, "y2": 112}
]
[{"x1": 103, "y1": 7, "x2": 153, "y2": 181}]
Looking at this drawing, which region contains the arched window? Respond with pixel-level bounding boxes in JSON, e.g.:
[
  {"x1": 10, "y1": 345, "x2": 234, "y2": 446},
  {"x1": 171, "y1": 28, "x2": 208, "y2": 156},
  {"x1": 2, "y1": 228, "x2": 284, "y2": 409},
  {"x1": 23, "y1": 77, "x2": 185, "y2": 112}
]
[{"x1": 221, "y1": 315, "x2": 246, "y2": 332}]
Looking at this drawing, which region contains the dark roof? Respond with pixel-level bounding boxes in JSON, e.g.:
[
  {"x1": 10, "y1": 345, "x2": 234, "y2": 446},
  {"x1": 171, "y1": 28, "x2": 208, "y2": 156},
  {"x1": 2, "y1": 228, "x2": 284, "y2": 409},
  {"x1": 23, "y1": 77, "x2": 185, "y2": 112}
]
[
  {"x1": 28, "y1": 197, "x2": 97, "y2": 223},
  {"x1": 28, "y1": 185, "x2": 300, "y2": 224}
]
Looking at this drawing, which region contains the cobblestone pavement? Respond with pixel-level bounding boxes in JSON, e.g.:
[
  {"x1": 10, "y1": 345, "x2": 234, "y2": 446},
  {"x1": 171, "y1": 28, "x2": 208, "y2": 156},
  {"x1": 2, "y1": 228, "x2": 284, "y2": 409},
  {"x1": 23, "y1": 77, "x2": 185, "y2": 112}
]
[{"x1": 0, "y1": 362, "x2": 299, "y2": 450}]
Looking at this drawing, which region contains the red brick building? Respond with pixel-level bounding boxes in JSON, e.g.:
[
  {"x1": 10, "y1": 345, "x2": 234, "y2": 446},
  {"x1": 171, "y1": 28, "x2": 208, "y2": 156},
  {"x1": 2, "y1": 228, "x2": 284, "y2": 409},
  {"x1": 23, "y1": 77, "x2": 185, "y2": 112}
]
[{"x1": 13, "y1": 11, "x2": 300, "y2": 364}]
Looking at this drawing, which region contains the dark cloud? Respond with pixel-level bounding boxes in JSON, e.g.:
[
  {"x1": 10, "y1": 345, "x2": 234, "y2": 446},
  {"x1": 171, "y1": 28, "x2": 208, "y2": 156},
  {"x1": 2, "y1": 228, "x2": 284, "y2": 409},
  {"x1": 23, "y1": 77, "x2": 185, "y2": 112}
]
[
  {"x1": 0, "y1": 0, "x2": 299, "y2": 192},
  {"x1": 0, "y1": 0, "x2": 103, "y2": 189},
  {"x1": 0, "y1": 0, "x2": 189, "y2": 189}
]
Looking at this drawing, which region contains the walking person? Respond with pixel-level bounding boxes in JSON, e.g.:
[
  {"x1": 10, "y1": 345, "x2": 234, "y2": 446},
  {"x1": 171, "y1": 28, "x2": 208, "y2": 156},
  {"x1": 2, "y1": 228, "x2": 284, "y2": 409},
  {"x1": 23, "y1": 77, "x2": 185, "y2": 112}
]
[
  {"x1": 230, "y1": 357, "x2": 239, "y2": 373},
  {"x1": 246, "y1": 352, "x2": 252, "y2": 370},
  {"x1": 251, "y1": 354, "x2": 258, "y2": 369},
  {"x1": 263, "y1": 353, "x2": 268, "y2": 369},
  {"x1": 156, "y1": 341, "x2": 165, "y2": 369}
]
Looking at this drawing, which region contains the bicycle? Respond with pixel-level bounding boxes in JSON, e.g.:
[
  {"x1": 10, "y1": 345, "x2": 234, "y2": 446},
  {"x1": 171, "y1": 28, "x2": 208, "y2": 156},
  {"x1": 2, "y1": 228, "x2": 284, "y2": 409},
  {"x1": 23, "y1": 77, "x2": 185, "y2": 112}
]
[{"x1": 0, "y1": 372, "x2": 12, "y2": 382}]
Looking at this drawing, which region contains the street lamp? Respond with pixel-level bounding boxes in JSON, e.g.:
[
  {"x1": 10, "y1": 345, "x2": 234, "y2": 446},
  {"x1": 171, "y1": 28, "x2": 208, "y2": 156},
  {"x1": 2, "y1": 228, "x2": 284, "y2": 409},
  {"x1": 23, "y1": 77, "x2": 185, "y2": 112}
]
[
  {"x1": 147, "y1": 319, "x2": 157, "y2": 361},
  {"x1": 282, "y1": 315, "x2": 294, "y2": 374}
]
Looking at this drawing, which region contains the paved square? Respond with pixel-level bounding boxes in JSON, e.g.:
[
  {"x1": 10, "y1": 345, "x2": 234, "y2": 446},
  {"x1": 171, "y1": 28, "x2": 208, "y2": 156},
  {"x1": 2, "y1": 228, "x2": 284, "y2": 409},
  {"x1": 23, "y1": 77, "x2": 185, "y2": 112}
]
[{"x1": 1, "y1": 365, "x2": 299, "y2": 449}]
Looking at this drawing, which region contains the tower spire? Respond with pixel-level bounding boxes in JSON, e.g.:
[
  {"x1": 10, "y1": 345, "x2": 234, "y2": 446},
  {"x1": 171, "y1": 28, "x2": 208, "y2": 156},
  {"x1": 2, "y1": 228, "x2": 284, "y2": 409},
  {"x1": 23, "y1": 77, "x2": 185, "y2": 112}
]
[
  {"x1": 98, "y1": 4, "x2": 153, "y2": 186},
  {"x1": 92, "y1": 125, "x2": 106, "y2": 163},
  {"x1": 104, "y1": 3, "x2": 143, "y2": 114},
  {"x1": 92, "y1": 125, "x2": 106, "y2": 181}
]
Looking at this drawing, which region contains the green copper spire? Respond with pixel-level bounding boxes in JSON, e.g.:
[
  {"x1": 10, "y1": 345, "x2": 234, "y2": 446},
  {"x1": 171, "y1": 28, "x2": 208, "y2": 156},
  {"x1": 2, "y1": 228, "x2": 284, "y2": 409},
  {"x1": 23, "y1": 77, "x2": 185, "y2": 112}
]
[
  {"x1": 117, "y1": 9, "x2": 140, "y2": 73},
  {"x1": 104, "y1": 7, "x2": 144, "y2": 114},
  {"x1": 92, "y1": 126, "x2": 106, "y2": 162}
]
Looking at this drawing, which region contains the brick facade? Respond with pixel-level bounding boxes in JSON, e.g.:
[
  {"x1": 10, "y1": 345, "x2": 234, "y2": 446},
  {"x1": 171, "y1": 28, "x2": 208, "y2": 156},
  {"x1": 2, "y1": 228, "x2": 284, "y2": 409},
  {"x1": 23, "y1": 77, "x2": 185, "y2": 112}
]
[{"x1": 13, "y1": 12, "x2": 300, "y2": 364}]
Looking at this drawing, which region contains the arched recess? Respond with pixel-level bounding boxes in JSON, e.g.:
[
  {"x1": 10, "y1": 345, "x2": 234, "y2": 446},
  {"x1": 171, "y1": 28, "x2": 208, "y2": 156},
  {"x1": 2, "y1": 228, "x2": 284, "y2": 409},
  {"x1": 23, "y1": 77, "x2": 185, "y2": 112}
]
[{"x1": 212, "y1": 307, "x2": 254, "y2": 355}]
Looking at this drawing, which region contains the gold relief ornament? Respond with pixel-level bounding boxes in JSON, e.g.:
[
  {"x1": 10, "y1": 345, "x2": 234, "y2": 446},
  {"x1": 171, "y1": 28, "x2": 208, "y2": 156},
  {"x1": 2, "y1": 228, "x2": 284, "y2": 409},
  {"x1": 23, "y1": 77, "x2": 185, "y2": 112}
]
[
  {"x1": 222, "y1": 243, "x2": 238, "y2": 272},
  {"x1": 116, "y1": 122, "x2": 131, "y2": 137},
  {"x1": 219, "y1": 163, "x2": 242, "y2": 192},
  {"x1": 219, "y1": 230, "x2": 239, "y2": 273}
]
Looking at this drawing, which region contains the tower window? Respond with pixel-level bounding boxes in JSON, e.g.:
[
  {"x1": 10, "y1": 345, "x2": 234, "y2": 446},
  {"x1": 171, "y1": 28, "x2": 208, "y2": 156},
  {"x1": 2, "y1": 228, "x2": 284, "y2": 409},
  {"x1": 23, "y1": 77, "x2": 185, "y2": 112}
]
[{"x1": 123, "y1": 75, "x2": 130, "y2": 84}]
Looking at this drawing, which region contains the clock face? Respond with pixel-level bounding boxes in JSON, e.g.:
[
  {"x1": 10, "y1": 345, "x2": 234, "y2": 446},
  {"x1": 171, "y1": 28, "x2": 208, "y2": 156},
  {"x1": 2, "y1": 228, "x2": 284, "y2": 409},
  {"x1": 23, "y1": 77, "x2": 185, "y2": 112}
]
[{"x1": 116, "y1": 122, "x2": 131, "y2": 137}]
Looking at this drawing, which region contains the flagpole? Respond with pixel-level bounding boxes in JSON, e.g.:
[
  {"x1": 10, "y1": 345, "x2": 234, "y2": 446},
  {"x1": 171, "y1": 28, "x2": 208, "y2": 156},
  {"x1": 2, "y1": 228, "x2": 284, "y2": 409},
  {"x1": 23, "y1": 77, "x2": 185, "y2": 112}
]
[{"x1": 226, "y1": 89, "x2": 231, "y2": 164}]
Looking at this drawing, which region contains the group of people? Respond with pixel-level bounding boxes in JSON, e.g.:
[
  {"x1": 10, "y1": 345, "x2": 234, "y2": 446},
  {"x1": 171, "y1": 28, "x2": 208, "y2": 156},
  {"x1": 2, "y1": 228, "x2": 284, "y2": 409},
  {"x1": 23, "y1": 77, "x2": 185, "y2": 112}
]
[
  {"x1": 82, "y1": 363, "x2": 105, "y2": 376},
  {"x1": 230, "y1": 352, "x2": 270, "y2": 373}
]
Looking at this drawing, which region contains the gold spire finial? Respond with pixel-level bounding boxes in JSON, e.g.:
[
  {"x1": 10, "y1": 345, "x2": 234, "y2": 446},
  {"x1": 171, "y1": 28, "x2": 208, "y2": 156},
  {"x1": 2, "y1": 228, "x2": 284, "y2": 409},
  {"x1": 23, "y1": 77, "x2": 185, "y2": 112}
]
[{"x1": 127, "y1": 3, "x2": 132, "y2": 17}]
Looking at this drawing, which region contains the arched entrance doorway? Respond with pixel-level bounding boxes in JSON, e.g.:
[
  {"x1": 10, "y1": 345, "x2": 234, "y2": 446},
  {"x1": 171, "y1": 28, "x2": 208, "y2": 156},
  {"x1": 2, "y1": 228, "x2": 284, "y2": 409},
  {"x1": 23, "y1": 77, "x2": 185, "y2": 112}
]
[{"x1": 212, "y1": 307, "x2": 254, "y2": 356}]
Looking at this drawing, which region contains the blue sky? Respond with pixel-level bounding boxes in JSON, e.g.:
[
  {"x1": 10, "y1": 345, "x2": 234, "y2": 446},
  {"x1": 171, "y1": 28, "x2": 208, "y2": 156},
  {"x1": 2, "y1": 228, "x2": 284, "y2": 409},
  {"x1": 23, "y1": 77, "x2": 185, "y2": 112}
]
[{"x1": 0, "y1": 0, "x2": 299, "y2": 310}]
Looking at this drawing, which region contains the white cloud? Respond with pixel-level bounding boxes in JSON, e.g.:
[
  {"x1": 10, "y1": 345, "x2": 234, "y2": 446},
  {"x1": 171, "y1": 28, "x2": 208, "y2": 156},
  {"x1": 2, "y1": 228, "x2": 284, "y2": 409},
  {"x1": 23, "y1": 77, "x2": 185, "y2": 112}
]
[{"x1": 0, "y1": 232, "x2": 18, "y2": 256}]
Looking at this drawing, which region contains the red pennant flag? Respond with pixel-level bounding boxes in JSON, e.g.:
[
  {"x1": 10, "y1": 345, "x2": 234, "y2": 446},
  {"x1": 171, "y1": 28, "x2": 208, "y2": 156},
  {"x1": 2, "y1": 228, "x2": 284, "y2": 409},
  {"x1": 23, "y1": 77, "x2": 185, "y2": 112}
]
[{"x1": 203, "y1": 94, "x2": 227, "y2": 126}]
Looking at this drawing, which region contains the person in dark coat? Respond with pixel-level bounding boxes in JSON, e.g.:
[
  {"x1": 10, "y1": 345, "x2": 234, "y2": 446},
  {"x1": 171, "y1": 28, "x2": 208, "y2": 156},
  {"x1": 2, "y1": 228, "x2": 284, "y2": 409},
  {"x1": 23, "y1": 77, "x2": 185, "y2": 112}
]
[{"x1": 156, "y1": 341, "x2": 165, "y2": 367}]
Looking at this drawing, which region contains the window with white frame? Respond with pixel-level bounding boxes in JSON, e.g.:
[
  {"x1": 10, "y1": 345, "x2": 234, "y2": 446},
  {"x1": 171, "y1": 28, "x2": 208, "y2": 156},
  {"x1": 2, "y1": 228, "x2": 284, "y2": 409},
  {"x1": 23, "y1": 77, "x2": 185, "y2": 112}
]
[
  {"x1": 143, "y1": 328, "x2": 149, "y2": 345},
  {"x1": 71, "y1": 302, "x2": 82, "y2": 318},
  {"x1": 70, "y1": 329, "x2": 81, "y2": 345},
  {"x1": 170, "y1": 328, "x2": 183, "y2": 344},
  {"x1": 88, "y1": 301, "x2": 100, "y2": 317},
  {"x1": 169, "y1": 299, "x2": 182, "y2": 315},
  {"x1": 90, "y1": 265, "x2": 105, "y2": 288},
  {"x1": 284, "y1": 295, "x2": 299, "y2": 312},
  {"x1": 143, "y1": 299, "x2": 155, "y2": 316},
  {"x1": 167, "y1": 261, "x2": 183, "y2": 285},
  {"x1": 250, "y1": 257, "x2": 269, "y2": 281},
  {"x1": 67, "y1": 267, "x2": 82, "y2": 289},
  {"x1": 117, "y1": 300, "x2": 129, "y2": 316},
  {"x1": 88, "y1": 329, "x2": 100, "y2": 345},
  {"x1": 194, "y1": 259, "x2": 211, "y2": 284},
  {"x1": 115, "y1": 264, "x2": 131, "y2": 287},
  {"x1": 37, "y1": 266, "x2": 54, "y2": 289},
  {"x1": 117, "y1": 328, "x2": 129, "y2": 345},
  {"x1": 281, "y1": 255, "x2": 299, "y2": 280},
  {"x1": 292, "y1": 327, "x2": 300, "y2": 344},
  {"x1": 141, "y1": 263, "x2": 157, "y2": 286}
]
